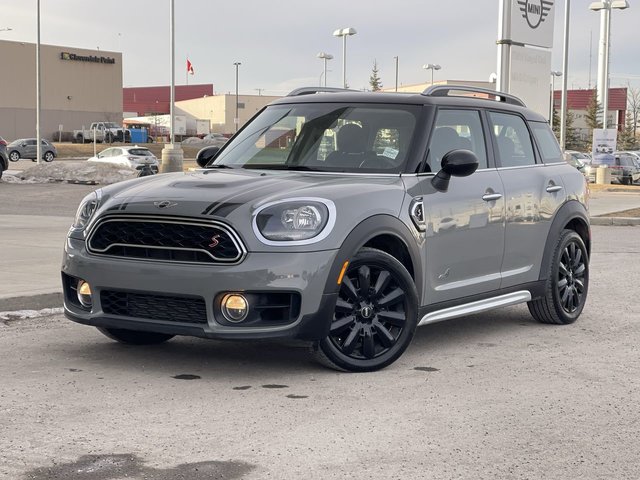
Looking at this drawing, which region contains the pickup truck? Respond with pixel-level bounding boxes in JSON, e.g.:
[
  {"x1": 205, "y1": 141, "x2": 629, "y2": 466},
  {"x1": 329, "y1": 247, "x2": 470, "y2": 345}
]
[{"x1": 73, "y1": 122, "x2": 130, "y2": 143}]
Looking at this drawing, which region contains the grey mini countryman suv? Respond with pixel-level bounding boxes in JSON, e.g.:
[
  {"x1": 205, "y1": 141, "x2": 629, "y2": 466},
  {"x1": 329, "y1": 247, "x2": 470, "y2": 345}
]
[{"x1": 62, "y1": 85, "x2": 590, "y2": 372}]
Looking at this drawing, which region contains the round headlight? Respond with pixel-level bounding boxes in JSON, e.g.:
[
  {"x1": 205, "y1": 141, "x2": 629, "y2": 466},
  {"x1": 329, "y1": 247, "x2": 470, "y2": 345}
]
[
  {"x1": 72, "y1": 191, "x2": 101, "y2": 229},
  {"x1": 255, "y1": 199, "x2": 334, "y2": 243}
]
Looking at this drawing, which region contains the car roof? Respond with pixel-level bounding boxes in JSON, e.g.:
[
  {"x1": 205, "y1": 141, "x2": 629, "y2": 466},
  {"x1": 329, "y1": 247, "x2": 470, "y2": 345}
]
[{"x1": 269, "y1": 88, "x2": 547, "y2": 122}]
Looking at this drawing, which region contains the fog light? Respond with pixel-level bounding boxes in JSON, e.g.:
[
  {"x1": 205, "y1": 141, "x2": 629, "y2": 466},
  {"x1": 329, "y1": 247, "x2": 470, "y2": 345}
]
[
  {"x1": 221, "y1": 294, "x2": 248, "y2": 323},
  {"x1": 77, "y1": 280, "x2": 92, "y2": 308}
]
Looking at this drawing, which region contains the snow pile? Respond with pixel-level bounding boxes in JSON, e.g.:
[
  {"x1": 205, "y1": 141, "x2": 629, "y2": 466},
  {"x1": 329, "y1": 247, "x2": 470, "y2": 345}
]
[
  {"x1": 3, "y1": 162, "x2": 138, "y2": 185},
  {"x1": 0, "y1": 307, "x2": 64, "y2": 322}
]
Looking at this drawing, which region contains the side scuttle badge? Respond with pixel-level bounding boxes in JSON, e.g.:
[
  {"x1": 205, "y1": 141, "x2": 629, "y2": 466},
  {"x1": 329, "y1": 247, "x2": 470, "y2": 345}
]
[{"x1": 409, "y1": 197, "x2": 426, "y2": 231}]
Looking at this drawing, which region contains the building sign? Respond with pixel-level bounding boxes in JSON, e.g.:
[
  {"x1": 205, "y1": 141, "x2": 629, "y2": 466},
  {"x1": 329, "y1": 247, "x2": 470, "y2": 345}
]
[
  {"x1": 60, "y1": 52, "x2": 116, "y2": 64},
  {"x1": 510, "y1": 0, "x2": 556, "y2": 48}
]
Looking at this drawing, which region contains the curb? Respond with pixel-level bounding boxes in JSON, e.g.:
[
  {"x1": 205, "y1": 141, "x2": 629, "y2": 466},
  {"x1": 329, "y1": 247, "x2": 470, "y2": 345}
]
[
  {"x1": 0, "y1": 292, "x2": 63, "y2": 312},
  {"x1": 590, "y1": 216, "x2": 640, "y2": 226}
]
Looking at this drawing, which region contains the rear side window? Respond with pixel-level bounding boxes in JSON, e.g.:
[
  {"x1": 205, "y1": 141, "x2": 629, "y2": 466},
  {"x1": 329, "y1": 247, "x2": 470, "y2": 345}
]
[
  {"x1": 489, "y1": 112, "x2": 536, "y2": 167},
  {"x1": 530, "y1": 122, "x2": 562, "y2": 163}
]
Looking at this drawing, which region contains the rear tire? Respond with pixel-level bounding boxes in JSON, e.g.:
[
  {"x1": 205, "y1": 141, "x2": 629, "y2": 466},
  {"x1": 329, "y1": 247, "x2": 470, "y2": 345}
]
[
  {"x1": 76, "y1": 134, "x2": 84, "y2": 144},
  {"x1": 97, "y1": 327, "x2": 174, "y2": 345},
  {"x1": 528, "y1": 229, "x2": 589, "y2": 325},
  {"x1": 313, "y1": 248, "x2": 418, "y2": 372}
]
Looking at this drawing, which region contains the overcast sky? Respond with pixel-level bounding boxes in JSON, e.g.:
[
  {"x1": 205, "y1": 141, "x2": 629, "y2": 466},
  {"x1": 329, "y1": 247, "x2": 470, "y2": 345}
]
[{"x1": 1, "y1": 0, "x2": 639, "y2": 95}]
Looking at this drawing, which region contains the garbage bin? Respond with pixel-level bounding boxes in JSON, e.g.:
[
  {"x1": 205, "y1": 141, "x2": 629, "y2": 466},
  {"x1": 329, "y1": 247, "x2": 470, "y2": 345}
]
[{"x1": 596, "y1": 165, "x2": 611, "y2": 185}]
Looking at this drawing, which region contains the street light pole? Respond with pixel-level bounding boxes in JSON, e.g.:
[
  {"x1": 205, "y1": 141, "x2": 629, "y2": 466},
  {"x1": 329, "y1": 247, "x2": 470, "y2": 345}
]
[
  {"x1": 394, "y1": 56, "x2": 399, "y2": 92},
  {"x1": 422, "y1": 64, "x2": 441, "y2": 86},
  {"x1": 560, "y1": 0, "x2": 571, "y2": 150},
  {"x1": 590, "y1": 0, "x2": 630, "y2": 129},
  {"x1": 333, "y1": 28, "x2": 356, "y2": 88},
  {"x1": 550, "y1": 71, "x2": 562, "y2": 129},
  {"x1": 234, "y1": 62, "x2": 241, "y2": 132},
  {"x1": 317, "y1": 52, "x2": 333, "y2": 87}
]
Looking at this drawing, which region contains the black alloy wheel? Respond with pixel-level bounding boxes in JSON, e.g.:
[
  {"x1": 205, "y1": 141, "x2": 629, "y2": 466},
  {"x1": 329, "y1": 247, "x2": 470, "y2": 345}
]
[
  {"x1": 528, "y1": 229, "x2": 589, "y2": 324},
  {"x1": 315, "y1": 248, "x2": 418, "y2": 372},
  {"x1": 9, "y1": 151, "x2": 20, "y2": 162}
]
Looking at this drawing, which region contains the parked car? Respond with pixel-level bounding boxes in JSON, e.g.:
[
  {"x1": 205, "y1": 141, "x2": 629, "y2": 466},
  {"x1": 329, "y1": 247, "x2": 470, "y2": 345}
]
[
  {"x1": 0, "y1": 136, "x2": 8, "y2": 179},
  {"x1": 564, "y1": 150, "x2": 588, "y2": 174},
  {"x1": 62, "y1": 85, "x2": 590, "y2": 372},
  {"x1": 7, "y1": 138, "x2": 57, "y2": 162},
  {"x1": 87, "y1": 146, "x2": 159, "y2": 173},
  {"x1": 612, "y1": 151, "x2": 640, "y2": 185}
]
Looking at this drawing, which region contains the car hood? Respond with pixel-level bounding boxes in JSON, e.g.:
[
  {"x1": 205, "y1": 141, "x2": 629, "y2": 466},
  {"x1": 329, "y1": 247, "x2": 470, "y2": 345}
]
[{"x1": 91, "y1": 169, "x2": 407, "y2": 251}]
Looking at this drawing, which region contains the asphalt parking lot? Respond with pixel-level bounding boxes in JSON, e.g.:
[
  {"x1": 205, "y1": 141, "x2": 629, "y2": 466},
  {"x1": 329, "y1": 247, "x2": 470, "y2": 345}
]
[{"x1": 1, "y1": 181, "x2": 640, "y2": 479}]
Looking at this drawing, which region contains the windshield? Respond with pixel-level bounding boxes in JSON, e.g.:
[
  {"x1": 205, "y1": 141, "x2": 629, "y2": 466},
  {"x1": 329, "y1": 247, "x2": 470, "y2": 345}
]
[{"x1": 211, "y1": 103, "x2": 420, "y2": 173}]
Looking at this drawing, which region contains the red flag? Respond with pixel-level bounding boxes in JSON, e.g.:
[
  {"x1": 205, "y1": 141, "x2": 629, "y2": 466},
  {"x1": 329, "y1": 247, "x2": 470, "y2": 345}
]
[{"x1": 187, "y1": 59, "x2": 194, "y2": 75}]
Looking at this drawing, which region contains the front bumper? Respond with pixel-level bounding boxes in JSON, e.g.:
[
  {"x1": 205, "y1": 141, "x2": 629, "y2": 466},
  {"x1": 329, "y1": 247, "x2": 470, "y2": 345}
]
[{"x1": 62, "y1": 236, "x2": 339, "y2": 341}]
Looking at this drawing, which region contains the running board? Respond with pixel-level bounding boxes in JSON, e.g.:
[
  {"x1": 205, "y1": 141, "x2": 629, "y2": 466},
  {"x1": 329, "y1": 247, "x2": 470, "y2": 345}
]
[{"x1": 418, "y1": 291, "x2": 532, "y2": 327}]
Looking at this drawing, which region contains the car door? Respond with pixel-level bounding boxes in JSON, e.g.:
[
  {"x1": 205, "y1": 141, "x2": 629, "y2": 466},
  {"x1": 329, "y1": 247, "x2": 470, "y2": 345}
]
[
  {"x1": 412, "y1": 108, "x2": 506, "y2": 305},
  {"x1": 24, "y1": 139, "x2": 37, "y2": 159},
  {"x1": 488, "y1": 112, "x2": 566, "y2": 288}
]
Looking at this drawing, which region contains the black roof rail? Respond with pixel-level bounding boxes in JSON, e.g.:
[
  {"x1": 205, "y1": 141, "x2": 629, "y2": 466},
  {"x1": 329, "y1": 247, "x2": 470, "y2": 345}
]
[
  {"x1": 287, "y1": 86, "x2": 359, "y2": 97},
  {"x1": 422, "y1": 85, "x2": 526, "y2": 107}
]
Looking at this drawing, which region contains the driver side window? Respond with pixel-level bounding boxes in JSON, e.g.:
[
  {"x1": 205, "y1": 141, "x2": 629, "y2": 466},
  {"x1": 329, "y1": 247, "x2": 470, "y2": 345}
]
[{"x1": 426, "y1": 110, "x2": 488, "y2": 172}]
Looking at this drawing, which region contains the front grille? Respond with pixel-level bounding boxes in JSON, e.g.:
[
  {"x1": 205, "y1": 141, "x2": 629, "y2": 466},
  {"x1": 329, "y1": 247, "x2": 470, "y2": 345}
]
[
  {"x1": 101, "y1": 290, "x2": 208, "y2": 324},
  {"x1": 87, "y1": 216, "x2": 244, "y2": 264}
]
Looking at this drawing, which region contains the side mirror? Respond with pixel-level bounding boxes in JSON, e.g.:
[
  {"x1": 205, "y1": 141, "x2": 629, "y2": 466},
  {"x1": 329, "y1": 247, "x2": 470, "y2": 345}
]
[
  {"x1": 431, "y1": 149, "x2": 479, "y2": 192},
  {"x1": 196, "y1": 146, "x2": 220, "y2": 168}
]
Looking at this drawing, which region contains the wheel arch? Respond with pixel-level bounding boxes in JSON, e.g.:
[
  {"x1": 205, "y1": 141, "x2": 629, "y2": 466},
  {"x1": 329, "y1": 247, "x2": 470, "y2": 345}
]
[
  {"x1": 539, "y1": 200, "x2": 590, "y2": 282},
  {"x1": 323, "y1": 214, "x2": 422, "y2": 296}
]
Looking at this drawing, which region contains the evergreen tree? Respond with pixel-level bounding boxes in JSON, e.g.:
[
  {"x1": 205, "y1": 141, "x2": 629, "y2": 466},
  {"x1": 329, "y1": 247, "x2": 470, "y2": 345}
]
[
  {"x1": 564, "y1": 111, "x2": 583, "y2": 151},
  {"x1": 585, "y1": 93, "x2": 602, "y2": 131},
  {"x1": 618, "y1": 112, "x2": 639, "y2": 150},
  {"x1": 369, "y1": 60, "x2": 383, "y2": 92}
]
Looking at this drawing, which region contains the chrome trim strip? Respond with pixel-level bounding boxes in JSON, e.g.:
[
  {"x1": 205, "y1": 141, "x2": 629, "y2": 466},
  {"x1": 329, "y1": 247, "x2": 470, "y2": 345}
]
[
  {"x1": 418, "y1": 291, "x2": 532, "y2": 326},
  {"x1": 86, "y1": 215, "x2": 247, "y2": 265}
]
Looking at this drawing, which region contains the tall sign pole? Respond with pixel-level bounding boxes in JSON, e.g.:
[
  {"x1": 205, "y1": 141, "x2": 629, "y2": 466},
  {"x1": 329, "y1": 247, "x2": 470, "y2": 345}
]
[
  {"x1": 496, "y1": 0, "x2": 512, "y2": 93},
  {"x1": 36, "y1": 0, "x2": 41, "y2": 165}
]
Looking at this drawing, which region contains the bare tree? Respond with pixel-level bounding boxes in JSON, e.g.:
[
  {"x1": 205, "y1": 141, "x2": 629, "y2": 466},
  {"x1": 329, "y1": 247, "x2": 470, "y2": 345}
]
[{"x1": 627, "y1": 82, "x2": 640, "y2": 139}]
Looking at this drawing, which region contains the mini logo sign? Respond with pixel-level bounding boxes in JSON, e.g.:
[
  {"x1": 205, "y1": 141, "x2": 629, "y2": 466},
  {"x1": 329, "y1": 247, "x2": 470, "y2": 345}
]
[
  {"x1": 517, "y1": 0, "x2": 553, "y2": 29},
  {"x1": 153, "y1": 200, "x2": 178, "y2": 209},
  {"x1": 60, "y1": 52, "x2": 116, "y2": 64}
]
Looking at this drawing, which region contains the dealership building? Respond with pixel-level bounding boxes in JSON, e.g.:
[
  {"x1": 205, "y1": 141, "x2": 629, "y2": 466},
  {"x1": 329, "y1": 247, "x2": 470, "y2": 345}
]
[{"x1": 0, "y1": 40, "x2": 122, "y2": 141}]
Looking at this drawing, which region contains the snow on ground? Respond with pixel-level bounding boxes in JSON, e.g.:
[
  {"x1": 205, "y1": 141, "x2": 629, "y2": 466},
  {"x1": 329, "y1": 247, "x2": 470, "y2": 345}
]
[{"x1": 1, "y1": 162, "x2": 138, "y2": 185}]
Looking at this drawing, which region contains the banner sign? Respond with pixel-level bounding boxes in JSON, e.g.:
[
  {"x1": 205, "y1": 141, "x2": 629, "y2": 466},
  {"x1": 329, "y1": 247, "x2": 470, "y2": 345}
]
[
  {"x1": 509, "y1": 0, "x2": 556, "y2": 48},
  {"x1": 592, "y1": 129, "x2": 618, "y2": 166}
]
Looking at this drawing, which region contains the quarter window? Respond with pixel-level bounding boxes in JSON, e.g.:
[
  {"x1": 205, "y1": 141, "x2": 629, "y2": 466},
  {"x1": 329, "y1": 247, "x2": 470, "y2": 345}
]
[{"x1": 489, "y1": 112, "x2": 536, "y2": 167}]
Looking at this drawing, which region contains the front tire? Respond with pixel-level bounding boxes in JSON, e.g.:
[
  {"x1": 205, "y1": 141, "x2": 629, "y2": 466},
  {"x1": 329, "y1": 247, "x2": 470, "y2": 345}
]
[
  {"x1": 313, "y1": 248, "x2": 418, "y2": 372},
  {"x1": 528, "y1": 229, "x2": 589, "y2": 325},
  {"x1": 43, "y1": 151, "x2": 54, "y2": 162},
  {"x1": 9, "y1": 151, "x2": 20, "y2": 162},
  {"x1": 97, "y1": 327, "x2": 174, "y2": 345}
]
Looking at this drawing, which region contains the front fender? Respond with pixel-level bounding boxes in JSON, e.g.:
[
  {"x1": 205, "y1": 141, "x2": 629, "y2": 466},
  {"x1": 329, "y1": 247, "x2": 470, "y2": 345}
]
[{"x1": 322, "y1": 214, "x2": 422, "y2": 296}]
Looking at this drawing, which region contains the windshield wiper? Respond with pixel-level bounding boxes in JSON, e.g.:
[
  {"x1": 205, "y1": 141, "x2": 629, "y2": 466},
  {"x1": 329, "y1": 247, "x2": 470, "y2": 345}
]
[
  {"x1": 242, "y1": 164, "x2": 321, "y2": 171},
  {"x1": 207, "y1": 164, "x2": 236, "y2": 169}
]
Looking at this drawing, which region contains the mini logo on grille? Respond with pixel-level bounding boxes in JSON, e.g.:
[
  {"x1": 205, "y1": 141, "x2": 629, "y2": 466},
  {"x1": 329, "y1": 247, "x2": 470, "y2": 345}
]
[
  {"x1": 209, "y1": 235, "x2": 221, "y2": 248},
  {"x1": 154, "y1": 200, "x2": 178, "y2": 209}
]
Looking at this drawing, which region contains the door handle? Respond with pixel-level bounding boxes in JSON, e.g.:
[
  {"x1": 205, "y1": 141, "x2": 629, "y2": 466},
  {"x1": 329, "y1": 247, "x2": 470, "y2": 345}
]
[
  {"x1": 482, "y1": 193, "x2": 503, "y2": 202},
  {"x1": 546, "y1": 185, "x2": 563, "y2": 193}
]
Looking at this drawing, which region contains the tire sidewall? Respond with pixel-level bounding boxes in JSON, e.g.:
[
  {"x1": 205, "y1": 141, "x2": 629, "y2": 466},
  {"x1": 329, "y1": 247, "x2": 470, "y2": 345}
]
[{"x1": 319, "y1": 249, "x2": 418, "y2": 372}]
